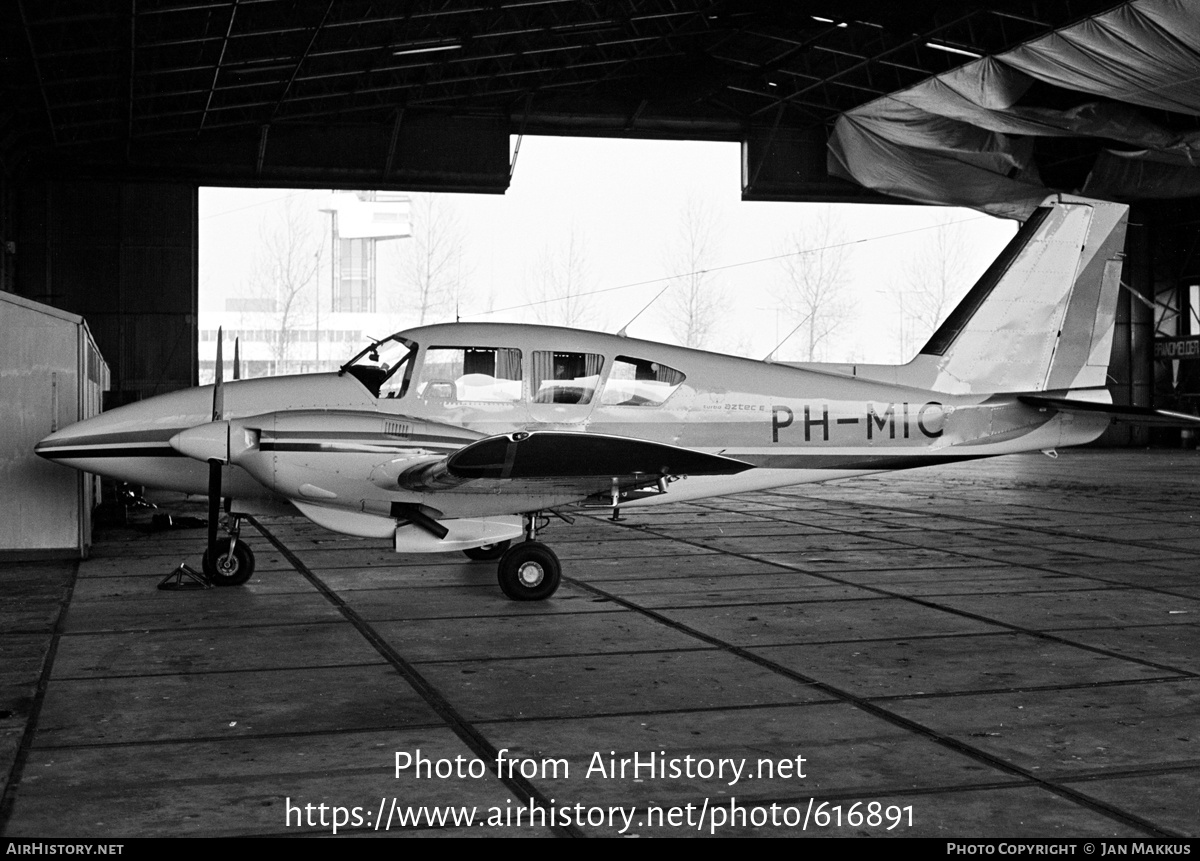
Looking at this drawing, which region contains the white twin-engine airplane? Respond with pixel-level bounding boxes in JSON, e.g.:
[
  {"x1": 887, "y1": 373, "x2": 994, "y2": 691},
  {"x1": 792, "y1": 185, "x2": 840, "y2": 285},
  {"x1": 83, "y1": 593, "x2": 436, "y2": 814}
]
[{"x1": 35, "y1": 195, "x2": 1198, "y2": 600}]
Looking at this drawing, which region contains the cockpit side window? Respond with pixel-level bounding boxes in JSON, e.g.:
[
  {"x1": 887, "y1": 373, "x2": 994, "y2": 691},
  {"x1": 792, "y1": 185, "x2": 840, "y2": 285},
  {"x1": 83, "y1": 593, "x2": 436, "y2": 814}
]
[
  {"x1": 532, "y1": 351, "x2": 604, "y2": 404},
  {"x1": 378, "y1": 345, "x2": 417, "y2": 398},
  {"x1": 418, "y1": 347, "x2": 523, "y2": 402},
  {"x1": 343, "y1": 336, "x2": 417, "y2": 398},
  {"x1": 600, "y1": 356, "x2": 686, "y2": 406}
]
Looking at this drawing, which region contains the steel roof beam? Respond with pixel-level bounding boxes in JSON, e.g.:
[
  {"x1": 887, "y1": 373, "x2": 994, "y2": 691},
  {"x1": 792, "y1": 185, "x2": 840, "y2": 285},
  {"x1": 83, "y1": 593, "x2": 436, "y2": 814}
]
[
  {"x1": 198, "y1": 0, "x2": 239, "y2": 133},
  {"x1": 16, "y1": 0, "x2": 58, "y2": 146}
]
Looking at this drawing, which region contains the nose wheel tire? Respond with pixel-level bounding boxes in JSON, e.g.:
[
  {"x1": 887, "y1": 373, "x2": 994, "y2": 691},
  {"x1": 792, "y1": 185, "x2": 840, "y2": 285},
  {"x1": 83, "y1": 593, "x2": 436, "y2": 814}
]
[
  {"x1": 202, "y1": 538, "x2": 256, "y2": 587},
  {"x1": 463, "y1": 540, "x2": 512, "y2": 561},
  {"x1": 497, "y1": 541, "x2": 561, "y2": 601}
]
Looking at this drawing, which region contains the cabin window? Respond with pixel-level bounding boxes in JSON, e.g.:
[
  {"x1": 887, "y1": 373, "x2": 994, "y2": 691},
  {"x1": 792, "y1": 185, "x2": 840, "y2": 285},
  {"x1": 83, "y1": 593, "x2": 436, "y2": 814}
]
[
  {"x1": 418, "y1": 347, "x2": 523, "y2": 402},
  {"x1": 532, "y1": 351, "x2": 604, "y2": 404},
  {"x1": 601, "y1": 356, "x2": 686, "y2": 406}
]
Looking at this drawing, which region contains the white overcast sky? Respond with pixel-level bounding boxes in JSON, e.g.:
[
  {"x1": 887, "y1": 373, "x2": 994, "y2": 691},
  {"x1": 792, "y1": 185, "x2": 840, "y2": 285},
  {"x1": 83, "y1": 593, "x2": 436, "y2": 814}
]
[{"x1": 200, "y1": 135, "x2": 1017, "y2": 364}]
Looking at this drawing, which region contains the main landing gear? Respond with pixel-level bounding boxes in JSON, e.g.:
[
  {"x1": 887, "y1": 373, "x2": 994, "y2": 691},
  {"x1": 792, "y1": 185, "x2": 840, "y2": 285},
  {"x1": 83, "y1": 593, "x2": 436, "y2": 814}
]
[
  {"x1": 497, "y1": 542, "x2": 560, "y2": 601},
  {"x1": 202, "y1": 515, "x2": 256, "y2": 586},
  {"x1": 463, "y1": 512, "x2": 562, "y2": 601}
]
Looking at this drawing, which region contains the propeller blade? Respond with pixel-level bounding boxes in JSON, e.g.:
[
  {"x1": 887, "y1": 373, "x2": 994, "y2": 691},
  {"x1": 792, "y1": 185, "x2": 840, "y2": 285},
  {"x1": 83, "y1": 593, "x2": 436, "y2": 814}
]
[
  {"x1": 233, "y1": 337, "x2": 241, "y2": 381},
  {"x1": 212, "y1": 327, "x2": 224, "y2": 422}
]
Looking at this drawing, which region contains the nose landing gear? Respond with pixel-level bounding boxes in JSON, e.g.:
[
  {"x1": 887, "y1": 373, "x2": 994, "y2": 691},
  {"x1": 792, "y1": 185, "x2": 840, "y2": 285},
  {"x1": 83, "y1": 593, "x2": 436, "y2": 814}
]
[{"x1": 202, "y1": 515, "x2": 256, "y2": 586}]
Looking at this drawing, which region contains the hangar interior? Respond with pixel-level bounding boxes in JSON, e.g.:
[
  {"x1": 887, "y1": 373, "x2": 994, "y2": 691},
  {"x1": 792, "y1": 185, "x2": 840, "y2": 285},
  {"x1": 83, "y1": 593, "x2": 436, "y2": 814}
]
[
  {"x1": 2, "y1": 0, "x2": 1199, "y2": 839},
  {"x1": 4, "y1": 0, "x2": 1200, "y2": 424}
]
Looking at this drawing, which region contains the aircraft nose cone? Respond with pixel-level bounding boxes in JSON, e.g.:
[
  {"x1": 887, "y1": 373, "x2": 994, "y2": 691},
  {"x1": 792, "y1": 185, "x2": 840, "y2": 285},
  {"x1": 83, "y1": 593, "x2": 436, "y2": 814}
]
[
  {"x1": 34, "y1": 435, "x2": 59, "y2": 460},
  {"x1": 170, "y1": 422, "x2": 230, "y2": 463}
]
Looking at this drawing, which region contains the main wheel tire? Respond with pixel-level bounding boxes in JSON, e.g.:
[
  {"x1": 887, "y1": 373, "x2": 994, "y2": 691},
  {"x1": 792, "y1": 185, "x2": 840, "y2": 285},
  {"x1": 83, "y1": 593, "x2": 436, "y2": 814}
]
[
  {"x1": 462, "y1": 540, "x2": 512, "y2": 561},
  {"x1": 202, "y1": 538, "x2": 256, "y2": 587},
  {"x1": 497, "y1": 542, "x2": 561, "y2": 601}
]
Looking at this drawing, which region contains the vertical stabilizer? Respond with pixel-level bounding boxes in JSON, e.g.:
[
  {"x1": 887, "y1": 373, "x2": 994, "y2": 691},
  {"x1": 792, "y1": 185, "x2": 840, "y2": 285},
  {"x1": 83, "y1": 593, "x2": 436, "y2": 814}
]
[
  {"x1": 908, "y1": 195, "x2": 1129, "y2": 394},
  {"x1": 828, "y1": 196, "x2": 1129, "y2": 394}
]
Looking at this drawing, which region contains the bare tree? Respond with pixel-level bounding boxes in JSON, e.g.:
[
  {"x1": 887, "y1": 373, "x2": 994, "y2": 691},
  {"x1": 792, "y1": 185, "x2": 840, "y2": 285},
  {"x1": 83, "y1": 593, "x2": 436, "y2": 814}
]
[
  {"x1": 771, "y1": 208, "x2": 853, "y2": 361},
  {"x1": 899, "y1": 215, "x2": 971, "y2": 350},
  {"x1": 526, "y1": 227, "x2": 602, "y2": 328},
  {"x1": 249, "y1": 196, "x2": 322, "y2": 375},
  {"x1": 661, "y1": 198, "x2": 727, "y2": 349},
  {"x1": 401, "y1": 193, "x2": 468, "y2": 324}
]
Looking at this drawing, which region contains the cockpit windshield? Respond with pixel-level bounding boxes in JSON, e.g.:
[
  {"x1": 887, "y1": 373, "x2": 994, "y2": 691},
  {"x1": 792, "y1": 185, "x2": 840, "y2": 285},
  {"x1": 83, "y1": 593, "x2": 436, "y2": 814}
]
[{"x1": 340, "y1": 334, "x2": 417, "y2": 398}]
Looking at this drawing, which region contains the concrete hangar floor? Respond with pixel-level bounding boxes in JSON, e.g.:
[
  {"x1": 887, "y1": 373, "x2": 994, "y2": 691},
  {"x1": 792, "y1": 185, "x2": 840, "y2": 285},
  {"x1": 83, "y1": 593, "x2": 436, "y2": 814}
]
[{"x1": 1, "y1": 449, "x2": 1197, "y2": 838}]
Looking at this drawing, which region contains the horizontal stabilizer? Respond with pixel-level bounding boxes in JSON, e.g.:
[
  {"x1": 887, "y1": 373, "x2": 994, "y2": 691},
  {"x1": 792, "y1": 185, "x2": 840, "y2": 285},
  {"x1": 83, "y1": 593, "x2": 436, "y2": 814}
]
[
  {"x1": 447, "y1": 431, "x2": 752, "y2": 479},
  {"x1": 1019, "y1": 396, "x2": 1200, "y2": 427}
]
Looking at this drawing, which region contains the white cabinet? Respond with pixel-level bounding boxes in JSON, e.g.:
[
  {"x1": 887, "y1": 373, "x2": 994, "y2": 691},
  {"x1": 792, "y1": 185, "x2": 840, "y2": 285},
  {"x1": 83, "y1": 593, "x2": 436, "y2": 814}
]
[{"x1": 1, "y1": 292, "x2": 109, "y2": 558}]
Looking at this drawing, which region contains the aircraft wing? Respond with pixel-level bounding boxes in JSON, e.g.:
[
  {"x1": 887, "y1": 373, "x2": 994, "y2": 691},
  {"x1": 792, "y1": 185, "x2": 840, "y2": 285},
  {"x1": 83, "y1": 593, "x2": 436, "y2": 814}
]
[
  {"x1": 449, "y1": 431, "x2": 750, "y2": 478},
  {"x1": 173, "y1": 410, "x2": 751, "y2": 515},
  {"x1": 1019, "y1": 396, "x2": 1200, "y2": 427}
]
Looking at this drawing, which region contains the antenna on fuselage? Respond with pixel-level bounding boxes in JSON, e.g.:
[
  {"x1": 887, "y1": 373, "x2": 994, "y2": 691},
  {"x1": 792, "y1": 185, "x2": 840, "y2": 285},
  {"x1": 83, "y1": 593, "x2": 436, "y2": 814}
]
[
  {"x1": 617, "y1": 285, "x2": 671, "y2": 338},
  {"x1": 761, "y1": 311, "x2": 813, "y2": 363}
]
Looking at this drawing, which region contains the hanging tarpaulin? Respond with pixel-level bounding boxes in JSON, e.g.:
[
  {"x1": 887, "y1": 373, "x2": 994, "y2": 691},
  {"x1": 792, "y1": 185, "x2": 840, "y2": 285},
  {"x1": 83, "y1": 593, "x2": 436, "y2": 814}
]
[
  {"x1": 828, "y1": 0, "x2": 1200, "y2": 219},
  {"x1": 1084, "y1": 150, "x2": 1200, "y2": 199},
  {"x1": 827, "y1": 112, "x2": 1046, "y2": 221},
  {"x1": 1002, "y1": 1, "x2": 1200, "y2": 116}
]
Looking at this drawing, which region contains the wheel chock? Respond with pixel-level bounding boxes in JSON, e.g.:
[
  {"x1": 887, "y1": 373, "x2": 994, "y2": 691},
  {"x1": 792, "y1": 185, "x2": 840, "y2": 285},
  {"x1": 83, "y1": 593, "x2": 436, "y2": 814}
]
[{"x1": 158, "y1": 562, "x2": 212, "y2": 590}]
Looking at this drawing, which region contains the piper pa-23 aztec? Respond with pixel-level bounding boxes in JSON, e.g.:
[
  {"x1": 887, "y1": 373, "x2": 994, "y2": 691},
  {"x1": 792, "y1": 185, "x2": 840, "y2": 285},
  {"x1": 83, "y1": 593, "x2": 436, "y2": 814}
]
[{"x1": 35, "y1": 195, "x2": 1198, "y2": 600}]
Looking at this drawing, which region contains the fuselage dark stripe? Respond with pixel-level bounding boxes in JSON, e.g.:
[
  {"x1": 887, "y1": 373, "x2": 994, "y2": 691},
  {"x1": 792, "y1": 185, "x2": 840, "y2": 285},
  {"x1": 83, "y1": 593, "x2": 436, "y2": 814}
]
[
  {"x1": 37, "y1": 446, "x2": 183, "y2": 459},
  {"x1": 267, "y1": 430, "x2": 476, "y2": 445},
  {"x1": 260, "y1": 443, "x2": 458, "y2": 454},
  {"x1": 40, "y1": 429, "x2": 188, "y2": 447},
  {"x1": 38, "y1": 447, "x2": 984, "y2": 470}
]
